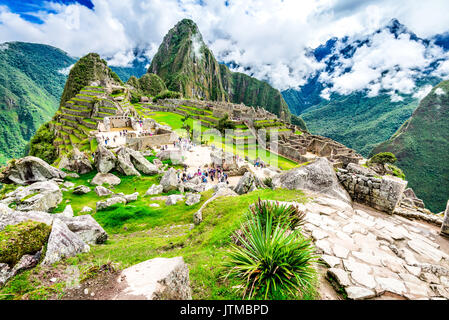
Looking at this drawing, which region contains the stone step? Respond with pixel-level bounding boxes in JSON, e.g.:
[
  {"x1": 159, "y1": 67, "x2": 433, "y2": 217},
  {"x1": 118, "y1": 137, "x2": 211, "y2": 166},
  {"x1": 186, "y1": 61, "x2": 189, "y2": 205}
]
[
  {"x1": 71, "y1": 97, "x2": 93, "y2": 107},
  {"x1": 61, "y1": 107, "x2": 91, "y2": 118},
  {"x1": 82, "y1": 119, "x2": 98, "y2": 129},
  {"x1": 80, "y1": 90, "x2": 104, "y2": 97}
]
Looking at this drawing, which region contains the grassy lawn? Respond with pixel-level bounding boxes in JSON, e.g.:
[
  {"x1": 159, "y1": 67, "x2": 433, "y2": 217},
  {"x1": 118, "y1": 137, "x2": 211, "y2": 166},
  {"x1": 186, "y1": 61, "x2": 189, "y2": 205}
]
[{"x1": 1, "y1": 186, "x2": 310, "y2": 300}]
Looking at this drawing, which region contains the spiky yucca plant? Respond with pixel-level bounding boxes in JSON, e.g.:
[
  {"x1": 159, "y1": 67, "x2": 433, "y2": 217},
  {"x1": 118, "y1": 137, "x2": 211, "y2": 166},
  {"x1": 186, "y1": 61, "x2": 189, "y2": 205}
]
[
  {"x1": 249, "y1": 197, "x2": 306, "y2": 230},
  {"x1": 224, "y1": 213, "x2": 318, "y2": 300}
]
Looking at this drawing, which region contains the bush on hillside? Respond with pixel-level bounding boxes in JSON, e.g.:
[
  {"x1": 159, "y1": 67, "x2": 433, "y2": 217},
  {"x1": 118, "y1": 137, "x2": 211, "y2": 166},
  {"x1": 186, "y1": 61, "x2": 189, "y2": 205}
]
[
  {"x1": 29, "y1": 122, "x2": 57, "y2": 164},
  {"x1": 369, "y1": 152, "x2": 397, "y2": 165},
  {"x1": 153, "y1": 90, "x2": 182, "y2": 102}
]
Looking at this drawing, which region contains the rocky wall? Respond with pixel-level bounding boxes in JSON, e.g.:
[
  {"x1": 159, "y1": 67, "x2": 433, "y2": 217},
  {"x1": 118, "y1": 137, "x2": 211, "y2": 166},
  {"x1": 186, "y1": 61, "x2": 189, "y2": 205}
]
[{"x1": 337, "y1": 163, "x2": 407, "y2": 214}]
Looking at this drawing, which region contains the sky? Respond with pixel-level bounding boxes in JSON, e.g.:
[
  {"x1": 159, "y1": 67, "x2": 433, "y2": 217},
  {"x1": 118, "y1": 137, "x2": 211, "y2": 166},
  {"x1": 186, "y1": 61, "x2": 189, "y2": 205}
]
[{"x1": 1, "y1": 0, "x2": 449, "y2": 98}]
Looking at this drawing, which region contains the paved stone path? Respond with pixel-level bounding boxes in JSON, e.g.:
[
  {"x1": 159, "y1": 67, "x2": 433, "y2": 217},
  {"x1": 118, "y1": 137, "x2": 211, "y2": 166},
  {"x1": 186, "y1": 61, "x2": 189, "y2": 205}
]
[{"x1": 275, "y1": 193, "x2": 449, "y2": 300}]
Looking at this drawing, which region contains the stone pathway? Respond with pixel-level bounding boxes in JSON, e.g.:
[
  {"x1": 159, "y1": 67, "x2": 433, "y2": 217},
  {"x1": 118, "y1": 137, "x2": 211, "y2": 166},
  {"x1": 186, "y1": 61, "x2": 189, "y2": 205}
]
[{"x1": 276, "y1": 193, "x2": 449, "y2": 300}]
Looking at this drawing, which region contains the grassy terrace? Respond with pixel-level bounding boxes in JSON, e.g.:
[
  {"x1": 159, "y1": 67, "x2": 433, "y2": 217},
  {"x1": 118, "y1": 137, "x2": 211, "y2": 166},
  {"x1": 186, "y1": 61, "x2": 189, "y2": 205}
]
[
  {"x1": 144, "y1": 111, "x2": 298, "y2": 170},
  {"x1": 0, "y1": 166, "x2": 309, "y2": 300}
]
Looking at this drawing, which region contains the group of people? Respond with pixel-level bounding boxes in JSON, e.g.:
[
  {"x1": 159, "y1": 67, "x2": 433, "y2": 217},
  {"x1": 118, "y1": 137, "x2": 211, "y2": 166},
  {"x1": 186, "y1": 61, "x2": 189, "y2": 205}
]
[
  {"x1": 173, "y1": 137, "x2": 195, "y2": 151},
  {"x1": 118, "y1": 129, "x2": 129, "y2": 137},
  {"x1": 177, "y1": 166, "x2": 229, "y2": 185}
]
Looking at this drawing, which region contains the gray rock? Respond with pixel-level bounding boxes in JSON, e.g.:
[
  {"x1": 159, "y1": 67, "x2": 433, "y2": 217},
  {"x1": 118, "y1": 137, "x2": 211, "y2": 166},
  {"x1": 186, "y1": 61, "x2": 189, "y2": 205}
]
[
  {"x1": 127, "y1": 148, "x2": 159, "y2": 175},
  {"x1": 145, "y1": 184, "x2": 163, "y2": 196},
  {"x1": 0, "y1": 204, "x2": 53, "y2": 231},
  {"x1": 185, "y1": 193, "x2": 201, "y2": 206},
  {"x1": 59, "y1": 147, "x2": 93, "y2": 175},
  {"x1": 94, "y1": 144, "x2": 117, "y2": 174},
  {"x1": 234, "y1": 172, "x2": 265, "y2": 195},
  {"x1": 327, "y1": 268, "x2": 351, "y2": 287},
  {"x1": 160, "y1": 168, "x2": 179, "y2": 192},
  {"x1": 73, "y1": 185, "x2": 91, "y2": 195},
  {"x1": 63, "y1": 181, "x2": 75, "y2": 189},
  {"x1": 273, "y1": 157, "x2": 352, "y2": 204},
  {"x1": 60, "y1": 215, "x2": 108, "y2": 245},
  {"x1": 116, "y1": 147, "x2": 141, "y2": 176},
  {"x1": 113, "y1": 257, "x2": 192, "y2": 300},
  {"x1": 0, "y1": 156, "x2": 66, "y2": 185},
  {"x1": 95, "y1": 186, "x2": 113, "y2": 197},
  {"x1": 96, "y1": 196, "x2": 127, "y2": 211},
  {"x1": 440, "y1": 200, "x2": 449, "y2": 237},
  {"x1": 346, "y1": 286, "x2": 376, "y2": 300},
  {"x1": 124, "y1": 192, "x2": 139, "y2": 203},
  {"x1": 0, "y1": 252, "x2": 41, "y2": 287},
  {"x1": 166, "y1": 194, "x2": 184, "y2": 206},
  {"x1": 42, "y1": 219, "x2": 90, "y2": 265},
  {"x1": 80, "y1": 206, "x2": 93, "y2": 214},
  {"x1": 14, "y1": 181, "x2": 63, "y2": 212},
  {"x1": 61, "y1": 205, "x2": 74, "y2": 218},
  {"x1": 91, "y1": 172, "x2": 121, "y2": 186},
  {"x1": 66, "y1": 173, "x2": 80, "y2": 178}
]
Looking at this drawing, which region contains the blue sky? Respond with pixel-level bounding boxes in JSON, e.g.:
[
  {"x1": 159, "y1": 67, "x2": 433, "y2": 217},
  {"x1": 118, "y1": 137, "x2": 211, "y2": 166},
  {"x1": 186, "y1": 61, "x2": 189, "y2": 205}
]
[
  {"x1": 0, "y1": 0, "x2": 93, "y2": 23},
  {"x1": 1, "y1": 0, "x2": 449, "y2": 95}
]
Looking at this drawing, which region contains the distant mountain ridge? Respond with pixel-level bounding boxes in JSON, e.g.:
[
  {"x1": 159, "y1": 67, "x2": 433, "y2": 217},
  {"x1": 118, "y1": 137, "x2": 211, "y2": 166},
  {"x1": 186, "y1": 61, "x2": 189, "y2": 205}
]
[
  {"x1": 373, "y1": 80, "x2": 449, "y2": 213},
  {"x1": 0, "y1": 42, "x2": 76, "y2": 164},
  {"x1": 282, "y1": 19, "x2": 448, "y2": 156}
]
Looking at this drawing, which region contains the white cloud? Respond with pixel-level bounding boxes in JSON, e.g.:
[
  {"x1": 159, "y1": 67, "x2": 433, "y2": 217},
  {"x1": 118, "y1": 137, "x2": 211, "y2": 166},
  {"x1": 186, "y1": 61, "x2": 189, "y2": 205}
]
[
  {"x1": 1, "y1": 0, "x2": 449, "y2": 93},
  {"x1": 435, "y1": 87, "x2": 446, "y2": 96},
  {"x1": 413, "y1": 85, "x2": 433, "y2": 100},
  {"x1": 318, "y1": 31, "x2": 446, "y2": 100},
  {"x1": 57, "y1": 63, "x2": 74, "y2": 76}
]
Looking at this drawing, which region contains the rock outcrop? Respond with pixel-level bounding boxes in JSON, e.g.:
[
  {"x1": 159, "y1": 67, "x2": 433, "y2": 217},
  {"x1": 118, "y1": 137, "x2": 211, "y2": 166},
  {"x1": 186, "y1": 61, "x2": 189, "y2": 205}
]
[
  {"x1": 117, "y1": 148, "x2": 141, "y2": 176},
  {"x1": 73, "y1": 185, "x2": 91, "y2": 195},
  {"x1": 113, "y1": 257, "x2": 192, "y2": 300},
  {"x1": 60, "y1": 215, "x2": 108, "y2": 245},
  {"x1": 1, "y1": 180, "x2": 63, "y2": 212},
  {"x1": 160, "y1": 168, "x2": 179, "y2": 192},
  {"x1": 59, "y1": 148, "x2": 93, "y2": 175},
  {"x1": 337, "y1": 163, "x2": 407, "y2": 214},
  {"x1": 94, "y1": 144, "x2": 117, "y2": 174},
  {"x1": 145, "y1": 184, "x2": 163, "y2": 196},
  {"x1": 95, "y1": 186, "x2": 113, "y2": 197},
  {"x1": 0, "y1": 156, "x2": 66, "y2": 185},
  {"x1": 273, "y1": 157, "x2": 352, "y2": 204},
  {"x1": 42, "y1": 219, "x2": 90, "y2": 265},
  {"x1": 91, "y1": 173, "x2": 121, "y2": 186},
  {"x1": 234, "y1": 172, "x2": 265, "y2": 195},
  {"x1": 185, "y1": 193, "x2": 201, "y2": 206}
]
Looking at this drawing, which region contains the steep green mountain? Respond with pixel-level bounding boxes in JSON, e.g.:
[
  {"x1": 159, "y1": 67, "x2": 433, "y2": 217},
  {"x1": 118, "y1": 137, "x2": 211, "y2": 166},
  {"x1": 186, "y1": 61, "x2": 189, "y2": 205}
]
[
  {"x1": 127, "y1": 73, "x2": 167, "y2": 97},
  {"x1": 300, "y1": 93, "x2": 420, "y2": 156},
  {"x1": 60, "y1": 53, "x2": 122, "y2": 107},
  {"x1": 29, "y1": 53, "x2": 123, "y2": 163},
  {"x1": 149, "y1": 19, "x2": 295, "y2": 123},
  {"x1": 0, "y1": 42, "x2": 76, "y2": 164},
  {"x1": 373, "y1": 81, "x2": 449, "y2": 213}
]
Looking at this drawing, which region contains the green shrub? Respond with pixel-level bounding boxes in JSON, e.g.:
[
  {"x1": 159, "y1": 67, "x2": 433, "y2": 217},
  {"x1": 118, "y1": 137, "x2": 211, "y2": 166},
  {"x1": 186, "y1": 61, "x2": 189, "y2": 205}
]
[
  {"x1": 369, "y1": 152, "x2": 397, "y2": 165},
  {"x1": 263, "y1": 177, "x2": 273, "y2": 189},
  {"x1": 0, "y1": 221, "x2": 51, "y2": 266},
  {"x1": 387, "y1": 164, "x2": 406, "y2": 180},
  {"x1": 138, "y1": 73, "x2": 167, "y2": 97},
  {"x1": 249, "y1": 197, "x2": 305, "y2": 230},
  {"x1": 130, "y1": 90, "x2": 142, "y2": 104},
  {"x1": 29, "y1": 122, "x2": 57, "y2": 164},
  {"x1": 224, "y1": 203, "x2": 317, "y2": 300},
  {"x1": 153, "y1": 90, "x2": 182, "y2": 102}
]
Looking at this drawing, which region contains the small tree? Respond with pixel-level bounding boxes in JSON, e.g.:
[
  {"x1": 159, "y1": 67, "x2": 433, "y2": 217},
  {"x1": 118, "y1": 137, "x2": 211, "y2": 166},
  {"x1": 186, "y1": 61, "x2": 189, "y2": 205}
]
[
  {"x1": 369, "y1": 152, "x2": 397, "y2": 165},
  {"x1": 217, "y1": 114, "x2": 236, "y2": 133}
]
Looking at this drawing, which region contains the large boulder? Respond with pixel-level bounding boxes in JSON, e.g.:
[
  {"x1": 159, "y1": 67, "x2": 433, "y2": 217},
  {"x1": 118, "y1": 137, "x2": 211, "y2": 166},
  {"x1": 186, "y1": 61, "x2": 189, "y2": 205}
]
[
  {"x1": 0, "y1": 204, "x2": 53, "y2": 230},
  {"x1": 145, "y1": 184, "x2": 163, "y2": 196},
  {"x1": 95, "y1": 186, "x2": 113, "y2": 197},
  {"x1": 166, "y1": 194, "x2": 184, "y2": 206},
  {"x1": 91, "y1": 173, "x2": 121, "y2": 186},
  {"x1": 42, "y1": 219, "x2": 90, "y2": 266},
  {"x1": 59, "y1": 148, "x2": 93, "y2": 175},
  {"x1": 126, "y1": 148, "x2": 159, "y2": 175},
  {"x1": 234, "y1": 172, "x2": 265, "y2": 195},
  {"x1": 160, "y1": 168, "x2": 178, "y2": 192},
  {"x1": 273, "y1": 157, "x2": 352, "y2": 204},
  {"x1": 0, "y1": 156, "x2": 66, "y2": 185},
  {"x1": 116, "y1": 148, "x2": 141, "y2": 176},
  {"x1": 96, "y1": 196, "x2": 127, "y2": 211},
  {"x1": 113, "y1": 257, "x2": 192, "y2": 300},
  {"x1": 94, "y1": 144, "x2": 117, "y2": 174},
  {"x1": 73, "y1": 185, "x2": 91, "y2": 195},
  {"x1": 5, "y1": 181, "x2": 63, "y2": 212},
  {"x1": 185, "y1": 193, "x2": 201, "y2": 206},
  {"x1": 60, "y1": 215, "x2": 108, "y2": 245}
]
